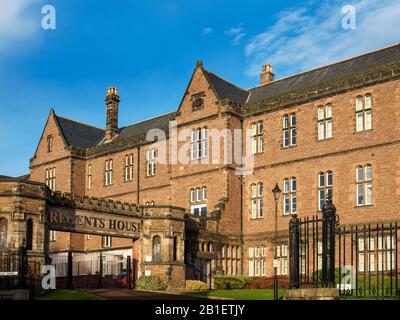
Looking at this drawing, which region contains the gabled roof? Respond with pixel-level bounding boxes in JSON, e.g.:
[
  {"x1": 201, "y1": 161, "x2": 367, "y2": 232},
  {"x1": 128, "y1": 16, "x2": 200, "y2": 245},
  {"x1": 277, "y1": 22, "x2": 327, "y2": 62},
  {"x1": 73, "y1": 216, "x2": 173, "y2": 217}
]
[
  {"x1": 246, "y1": 43, "x2": 400, "y2": 105},
  {"x1": 55, "y1": 115, "x2": 105, "y2": 148},
  {"x1": 204, "y1": 70, "x2": 249, "y2": 105}
]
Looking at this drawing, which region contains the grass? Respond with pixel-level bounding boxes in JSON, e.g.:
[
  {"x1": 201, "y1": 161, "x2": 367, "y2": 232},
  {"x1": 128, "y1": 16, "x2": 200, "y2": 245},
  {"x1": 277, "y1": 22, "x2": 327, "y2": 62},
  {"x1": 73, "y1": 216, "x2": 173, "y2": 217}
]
[
  {"x1": 183, "y1": 289, "x2": 284, "y2": 300},
  {"x1": 36, "y1": 289, "x2": 105, "y2": 300}
]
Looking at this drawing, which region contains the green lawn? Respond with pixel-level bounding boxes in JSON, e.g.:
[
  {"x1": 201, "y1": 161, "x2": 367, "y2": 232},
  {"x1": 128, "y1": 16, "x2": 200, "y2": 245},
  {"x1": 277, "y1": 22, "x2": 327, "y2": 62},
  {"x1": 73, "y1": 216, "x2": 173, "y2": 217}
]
[
  {"x1": 184, "y1": 289, "x2": 283, "y2": 300},
  {"x1": 36, "y1": 289, "x2": 105, "y2": 300}
]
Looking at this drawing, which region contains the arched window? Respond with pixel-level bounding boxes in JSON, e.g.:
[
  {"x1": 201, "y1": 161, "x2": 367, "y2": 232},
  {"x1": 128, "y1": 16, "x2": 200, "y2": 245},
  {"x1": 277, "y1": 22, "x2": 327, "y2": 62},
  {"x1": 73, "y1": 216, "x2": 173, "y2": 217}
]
[
  {"x1": 0, "y1": 218, "x2": 7, "y2": 249},
  {"x1": 173, "y1": 236, "x2": 178, "y2": 261},
  {"x1": 152, "y1": 235, "x2": 161, "y2": 261},
  {"x1": 207, "y1": 242, "x2": 213, "y2": 252},
  {"x1": 26, "y1": 219, "x2": 33, "y2": 250}
]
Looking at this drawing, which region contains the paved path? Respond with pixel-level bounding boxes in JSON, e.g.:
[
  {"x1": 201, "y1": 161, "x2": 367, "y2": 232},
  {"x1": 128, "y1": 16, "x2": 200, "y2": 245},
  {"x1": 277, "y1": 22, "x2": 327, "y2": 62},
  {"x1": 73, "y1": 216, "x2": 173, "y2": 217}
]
[{"x1": 84, "y1": 289, "x2": 209, "y2": 300}]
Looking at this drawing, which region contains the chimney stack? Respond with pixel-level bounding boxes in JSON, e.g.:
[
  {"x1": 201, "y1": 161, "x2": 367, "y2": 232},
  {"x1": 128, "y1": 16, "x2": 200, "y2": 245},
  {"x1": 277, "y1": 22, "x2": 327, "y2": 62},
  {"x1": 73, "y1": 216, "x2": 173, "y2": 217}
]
[
  {"x1": 260, "y1": 64, "x2": 275, "y2": 85},
  {"x1": 105, "y1": 87, "x2": 120, "y2": 142}
]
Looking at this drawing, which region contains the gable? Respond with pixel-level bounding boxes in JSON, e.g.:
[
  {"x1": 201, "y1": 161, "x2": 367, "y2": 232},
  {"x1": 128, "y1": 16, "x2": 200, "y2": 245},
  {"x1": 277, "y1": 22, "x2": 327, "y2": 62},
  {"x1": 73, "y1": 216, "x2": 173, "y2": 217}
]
[
  {"x1": 31, "y1": 110, "x2": 68, "y2": 163},
  {"x1": 176, "y1": 64, "x2": 222, "y2": 123}
]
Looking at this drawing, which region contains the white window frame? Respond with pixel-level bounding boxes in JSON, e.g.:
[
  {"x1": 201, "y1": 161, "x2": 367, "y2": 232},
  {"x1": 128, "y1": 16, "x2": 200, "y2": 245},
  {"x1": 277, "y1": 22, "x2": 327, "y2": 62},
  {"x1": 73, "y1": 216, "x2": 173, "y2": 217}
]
[
  {"x1": 146, "y1": 149, "x2": 156, "y2": 177},
  {"x1": 250, "y1": 183, "x2": 264, "y2": 219},
  {"x1": 45, "y1": 167, "x2": 56, "y2": 191},
  {"x1": 317, "y1": 105, "x2": 333, "y2": 140},
  {"x1": 87, "y1": 165, "x2": 92, "y2": 190},
  {"x1": 250, "y1": 121, "x2": 264, "y2": 155},
  {"x1": 283, "y1": 177, "x2": 297, "y2": 215},
  {"x1": 318, "y1": 171, "x2": 333, "y2": 211},
  {"x1": 356, "y1": 165, "x2": 372, "y2": 206},
  {"x1": 125, "y1": 154, "x2": 134, "y2": 182},
  {"x1": 355, "y1": 94, "x2": 372, "y2": 132},
  {"x1": 102, "y1": 236, "x2": 112, "y2": 248},
  {"x1": 190, "y1": 127, "x2": 208, "y2": 161},
  {"x1": 283, "y1": 113, "x2": 296, "y2": 148},
  {"x1": 105, "y1": 159, "x2": 113, "y2": 186}
]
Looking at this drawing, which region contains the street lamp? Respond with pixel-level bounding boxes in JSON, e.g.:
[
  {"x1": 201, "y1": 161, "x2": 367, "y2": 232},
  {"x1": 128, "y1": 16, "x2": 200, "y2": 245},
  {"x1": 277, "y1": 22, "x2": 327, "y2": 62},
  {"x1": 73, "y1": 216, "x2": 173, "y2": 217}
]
[{"x1": 272, "y1": 183, "x2": 281, "y2": 300}]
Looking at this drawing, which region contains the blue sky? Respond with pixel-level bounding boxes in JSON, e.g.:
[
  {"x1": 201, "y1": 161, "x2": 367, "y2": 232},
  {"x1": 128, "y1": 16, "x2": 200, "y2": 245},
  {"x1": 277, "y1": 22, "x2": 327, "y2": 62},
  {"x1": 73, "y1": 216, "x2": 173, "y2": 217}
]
[{"x1": 1, "y1": 0, "x2": 400, "y2": 176}]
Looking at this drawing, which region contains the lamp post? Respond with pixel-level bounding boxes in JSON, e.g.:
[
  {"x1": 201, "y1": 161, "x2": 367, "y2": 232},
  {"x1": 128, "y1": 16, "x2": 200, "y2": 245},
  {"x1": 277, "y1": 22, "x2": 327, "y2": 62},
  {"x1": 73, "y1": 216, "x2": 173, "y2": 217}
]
[{"x1": 272, "y1": 183, "x2": 281, "y2": 300}]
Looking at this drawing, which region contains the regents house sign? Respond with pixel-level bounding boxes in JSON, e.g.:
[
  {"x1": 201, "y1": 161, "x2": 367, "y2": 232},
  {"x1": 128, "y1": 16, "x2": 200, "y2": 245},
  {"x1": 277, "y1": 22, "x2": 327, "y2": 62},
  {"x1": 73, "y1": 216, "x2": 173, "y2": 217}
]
[{"x1": 48, "y1": 206, "x2": 143, "y2": 239}]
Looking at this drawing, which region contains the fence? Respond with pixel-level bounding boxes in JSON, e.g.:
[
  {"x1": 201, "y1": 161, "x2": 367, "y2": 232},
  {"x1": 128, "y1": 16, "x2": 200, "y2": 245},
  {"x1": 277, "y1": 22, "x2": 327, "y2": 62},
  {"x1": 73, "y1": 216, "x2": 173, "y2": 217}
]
[
  {"x1": 0, "y1": 245, "x2": 40, "y2": 291},
  {"x1": 289, "y1": 192, "x2": 400, "y2": 299},
  {"x1": 52, "y1": 254, "x2": 136, "y2": 289}
]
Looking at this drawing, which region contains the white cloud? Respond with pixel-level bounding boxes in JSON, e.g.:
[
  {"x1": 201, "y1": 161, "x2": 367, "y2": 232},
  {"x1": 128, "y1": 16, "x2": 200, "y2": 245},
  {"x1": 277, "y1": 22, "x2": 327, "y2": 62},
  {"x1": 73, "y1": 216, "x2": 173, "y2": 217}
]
[
  {"x1": 201, "y1": 27, "x2": 213, "y2": 37},
  {"x1": 245, "y1": 0, "x2": 400, "y2": 78},
  {"x1": 224, "y1": 24, "x2": 246, "y2": 46},
  {"x1": 0, "y1": 0, "x2": 41, "y2": 53}
]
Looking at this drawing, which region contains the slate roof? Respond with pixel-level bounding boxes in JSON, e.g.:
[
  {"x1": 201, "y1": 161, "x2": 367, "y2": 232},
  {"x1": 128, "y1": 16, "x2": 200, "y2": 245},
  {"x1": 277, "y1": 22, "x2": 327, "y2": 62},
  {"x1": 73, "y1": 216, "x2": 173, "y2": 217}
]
[
  {"x1": 50, "y1": 44, "x2": 400, "y2": 151},
  {"x1": 204, "y1": 70, "x2": 249, "y2": 105},
  {"x1": 114, "y1": 112, "x2": 177, "y2": 142},
  {"x1": 55, "y1": 115, "x2": 105, "y2": 148},
  {"x1": 246, "y1": 44, "x2": 400, "y2": 105}
]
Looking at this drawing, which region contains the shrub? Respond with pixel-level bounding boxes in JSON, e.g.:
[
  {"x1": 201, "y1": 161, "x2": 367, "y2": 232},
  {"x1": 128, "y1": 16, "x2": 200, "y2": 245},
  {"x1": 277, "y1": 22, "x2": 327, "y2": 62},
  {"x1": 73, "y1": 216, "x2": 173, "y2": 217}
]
[
  {"x1": 214, "y1": 276, "x2": 252, "y2": 290},
  {"x1": 136, "y1": 276, "x2": 168, "y2": 291},
  {"x1": 246, "y1": 276, "x2": 289, "y2": 289},
  {"x1": 185, "y1": 280, "x2": 208, "y2": 291}
]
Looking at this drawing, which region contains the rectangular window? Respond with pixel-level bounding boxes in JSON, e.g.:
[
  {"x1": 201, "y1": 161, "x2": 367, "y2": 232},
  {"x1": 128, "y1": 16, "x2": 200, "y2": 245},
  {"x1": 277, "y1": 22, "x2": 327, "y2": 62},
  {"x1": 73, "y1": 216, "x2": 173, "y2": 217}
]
[
  {"x1": 283, "y1": 114, "x2": 296, "y2": 148},
  {"x1": 356, "y1": 165, "x2": 372, "y2": 206},
  {"x1": 250, "y1": 122, "x2": 264, "y2": 155},
  {"x1": 283, "y1": 178, "x2": 296, "y2": 215},
  {"x1": 355, "y1": 95, "x2": 373, "y2": 132},
  {"x1": 87, "y1": 165, "x2": 92, "y2": 190},
  {"x1": 146, "y1": 149, "x2": 156, "y2": 177},
  {"x1": 45, "y1": 167, "x2": 56, "y2": 191},
  {"x1": 47, "y1": 135, "x2": 54, "y2": 152},
  {"x1": 250, "y1": 183, "x2": 264, "y2": 219},
  {"x1": 191, "y1": 128, "x2": 208, "y2": 160},
  {"x1": 277, "y1": 244, "x2": 288, "y2": 276},
  {"x1": 125, "y1": 154, "x2": 134, "y2": 181},
  {"x1": 105, "y1": 159, "x2": 113, "y2": 186},
  {"x1": 102, "y1": 236, "x2": 112, "y2": 248},
  {"x1": 318, "y1": 171, "x2": 333, "y2": 211},
  {"x1": 317, "y1": 105, "x2": 333, "y2": 140},
  {"x1": 49, "y1": 230, "x2": 57, "y2": 242}
]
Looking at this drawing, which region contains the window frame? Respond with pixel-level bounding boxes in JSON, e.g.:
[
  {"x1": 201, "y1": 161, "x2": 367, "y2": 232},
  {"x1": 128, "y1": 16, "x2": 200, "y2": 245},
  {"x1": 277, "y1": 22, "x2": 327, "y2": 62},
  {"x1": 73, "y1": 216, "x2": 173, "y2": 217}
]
[{"x1": 283, "y1": 113, "x2": 297, "y2": 148}]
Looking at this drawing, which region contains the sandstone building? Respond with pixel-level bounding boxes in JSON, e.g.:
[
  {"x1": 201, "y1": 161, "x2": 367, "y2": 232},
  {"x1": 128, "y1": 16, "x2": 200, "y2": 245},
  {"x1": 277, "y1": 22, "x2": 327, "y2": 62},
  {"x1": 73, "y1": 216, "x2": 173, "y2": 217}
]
[{"x1": 25, "y1": 43, "x2": 400, "y2": 283}]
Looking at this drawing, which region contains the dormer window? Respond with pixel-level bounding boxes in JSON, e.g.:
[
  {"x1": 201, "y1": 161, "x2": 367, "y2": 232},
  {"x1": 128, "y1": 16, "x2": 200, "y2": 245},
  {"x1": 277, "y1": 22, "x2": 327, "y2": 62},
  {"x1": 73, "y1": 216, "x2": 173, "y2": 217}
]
[
  {"x1": 192, "y1": 92, "x2": 205, "y2": 111},
  {"x1": 47, "y1": 135, "x2": 54, "y2": 152}
]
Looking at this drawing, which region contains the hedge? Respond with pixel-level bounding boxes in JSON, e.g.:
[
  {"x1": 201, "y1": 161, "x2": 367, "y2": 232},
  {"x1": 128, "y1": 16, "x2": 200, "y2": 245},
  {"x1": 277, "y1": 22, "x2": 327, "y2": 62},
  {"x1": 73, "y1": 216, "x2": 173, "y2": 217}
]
[
  {"x1": 213, "y1": 276, "x2": 289, "y2": 290},
  {"x1": 185, "y1": 280, "x2": 208, "y2": 291},
  {"x1": 136, "y1": 276, "x2": 168, "y2": 291},
  {"x1": 214, "y1": 276, "x2": 252, "y2": 290}
]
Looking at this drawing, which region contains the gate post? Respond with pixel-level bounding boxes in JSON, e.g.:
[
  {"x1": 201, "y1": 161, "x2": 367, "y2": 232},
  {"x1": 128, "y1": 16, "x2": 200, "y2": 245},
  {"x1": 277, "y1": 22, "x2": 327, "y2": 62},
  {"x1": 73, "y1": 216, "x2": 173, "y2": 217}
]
[
  {"x1": 322, "y1": 191, "x2": 336, "y2": 287},
  {"x1": 289, "y1": 214, "x2": 300, "y2": 289},
  {"x1": 17, "y1": 240, "x2": 28, "y2": 289},
  {"x1": 127, "y1": 255, "x2": 132, "y2": 289},
  {"x1": 67, "y1": 251, "x2": 73, "y2": 289},
  {"x1": 99, "y1": 253, "x2": 103, "y2": 289}
]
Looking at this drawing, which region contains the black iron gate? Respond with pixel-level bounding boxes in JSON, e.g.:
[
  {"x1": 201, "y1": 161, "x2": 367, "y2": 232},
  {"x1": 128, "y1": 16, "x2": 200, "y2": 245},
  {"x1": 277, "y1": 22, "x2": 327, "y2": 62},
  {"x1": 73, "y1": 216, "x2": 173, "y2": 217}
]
[
  {"x1": 0, "y1": 242, "x2": 38, "y2": 290},
  {"x1": 289, "y1": 192, "x2": 400, "y2": 299}
]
